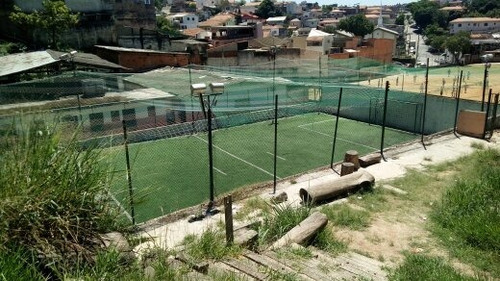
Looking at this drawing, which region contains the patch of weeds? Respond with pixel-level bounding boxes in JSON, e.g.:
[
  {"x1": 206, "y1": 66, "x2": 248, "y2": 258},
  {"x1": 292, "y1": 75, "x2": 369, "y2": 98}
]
[
  {"x1": 355, "y1": 188, "x2": 389, "y2": 213},
  {"x1": 367, "y1": 234, "x2": 384, "y2": 245},
  {"x1": 423, "y1": 156, "x2": 433, "y2": 161},
  {"x1": 277, "y1": 246, "x2": 313, "y2": 260},
  {"x1": 257, "y1": 204, "x2": 310, "y2": 247},
  {"x1": 470, "y1": 142, "x2": 485, "y2": 150},
  {"x1": 321, "y1": 205, "x2": 371, "y2": 230},
  {"x1": 183, "y1": 228, "x2": 241, "y2": 261},
  {"x1": 128, "y1": 235, "x2": 153, "y2": 248},
  {"x1": 389, "y1": 254, "x2": 478, "y2": 281},
  {"x1": 290, "y1": 179, "x2": 297, "y2": 184},
  {"x1": 234, "y1": 197, "x2": 271, "y2": 221},
  {"x1": 430, "y1": 149, "x2": 500, "y2": 278},
  {"x1": 378, "y1": 254, "x2": 386, "y2": 262},
  {"x1": 262, "y1": 267, "x2": 299, "y2": 281},
  {"x1": 311, "y1": 226, "x2": 348, "y2": 256}
]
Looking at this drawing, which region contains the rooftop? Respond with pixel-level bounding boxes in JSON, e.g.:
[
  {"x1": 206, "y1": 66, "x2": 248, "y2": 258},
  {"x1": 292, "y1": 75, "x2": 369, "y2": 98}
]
[{"x1": 450, "y1": 17, "x2": 500, "y2": 23}]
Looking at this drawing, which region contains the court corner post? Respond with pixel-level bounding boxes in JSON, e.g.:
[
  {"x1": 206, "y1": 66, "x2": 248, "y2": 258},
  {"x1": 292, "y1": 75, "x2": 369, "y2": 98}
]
[
  {"x1": 453, "y1": 70, "x2": 463, "y2": 137},
  {"x1": 420, "y1": 58, "x2": 430, "y2": 148},
  {"x1": 330, "y1": 87, "x2": 343, "y2": 172},
  {"x1": 380, "y1": 81, "x2": 390, "y2": 162},
  {"x1": 483, "y1": 89, "x2": 493, "y2": 139}
]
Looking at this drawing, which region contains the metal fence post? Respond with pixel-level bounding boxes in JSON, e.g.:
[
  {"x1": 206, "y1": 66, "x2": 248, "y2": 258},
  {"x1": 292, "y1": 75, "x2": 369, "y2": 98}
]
[
  {"x1": 453, "y1": 70, "x2": 463, "y2": 137},
  {"x1": 122, "y1": 120, "x2": 135, "y2": 225},
  {"x1": 380, "y1": 81, "x2": 389, "y2": 161},
  {"x1": 273, "y1": 94, "x2": 278, "y2": 194},
  {"x1": 491, "y1": 94, "x2": 499, "y2": 134},
  {"x1": 330, "y1": 87, "x2": 342, "y2": 171},
  {"x1": 420, "y1": 58, "x2": 429, "y2": 148},
  {"x1": 483, "y1": 89, "x2": 493, "y2": 139}
]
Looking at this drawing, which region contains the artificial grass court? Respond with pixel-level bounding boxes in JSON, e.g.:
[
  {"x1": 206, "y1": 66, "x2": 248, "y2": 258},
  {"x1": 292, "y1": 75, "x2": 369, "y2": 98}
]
[{"x1": 109, "y1": 112, "x2": 417, "y2": 223}]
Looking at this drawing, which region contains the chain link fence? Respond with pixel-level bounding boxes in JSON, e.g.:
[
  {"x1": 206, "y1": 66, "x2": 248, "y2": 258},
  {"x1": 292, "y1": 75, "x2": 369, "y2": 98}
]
[{"x1": 1, "y1": 60, "x2": 498, "y2": 224}]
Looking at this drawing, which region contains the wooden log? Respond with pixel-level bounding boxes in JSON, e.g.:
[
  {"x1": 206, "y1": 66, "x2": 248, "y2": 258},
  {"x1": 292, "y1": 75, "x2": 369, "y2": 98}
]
[
  {"x1": 224, "y1": 195, "x2": 233, "y2": 246},
  {"x1": 344, "y1": 150, "x2": 360, "y2": 169},
  {"x1": 340, "y1": 162, "x2": 355, "y2": 176},
  {"x1": 233, "y1": 227, "x2": 258, "y2": 248},
  {"x1": 270, "y1": 212, "x2": 328, "y2": 249},
  {"x1": 299, "y1": 170, "x2": 375, "y2": 204},
  {"x1": 359, "y1": 153, "x2": 382, "y2": 167}
]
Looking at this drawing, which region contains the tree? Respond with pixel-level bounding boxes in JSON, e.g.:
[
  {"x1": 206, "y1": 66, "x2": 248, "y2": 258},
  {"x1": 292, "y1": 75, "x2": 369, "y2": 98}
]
[
  {"x1": 445, "y1": 31, "x2": 471, "y2": 64},
  {"x1": 395, "y1": 14, "x2": 405, "y2": 25},
  {"x1": 9, "y1": 0, "x2": 78, "y2": 49},
  {"x1": 408, "y1": 0, "x2": 446, "y2": 30},
  {"x1": 255, "y1": 0, "x2": 281, "y2": 18},
  {"x1": 156, "y1": 16, "x2": 182, "y2": 37},
  {"x1": 429, "y1": 35, "x2": 446, "y2": 52},
  {"x1": 337, "y1": 14, "x2": 374, "y2": 37},
  {"x1": 323, "y1": 25, "x2": 337, "y2": 34}
]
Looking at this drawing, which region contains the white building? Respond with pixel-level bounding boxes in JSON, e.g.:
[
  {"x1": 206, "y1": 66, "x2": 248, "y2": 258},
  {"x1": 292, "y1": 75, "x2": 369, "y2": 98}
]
[
  {"x1": 267, "y1": 16, "x2": 287, "y2": 26},
  {"x1": 449, "y1": 17, "x2": 500, "y2": 34},
  {"x1": 306, "y1": 28, "x2": 334, "y2": 55},
  {"x1": 167, "y1": 13, "x2": 199, "y2": 29}
]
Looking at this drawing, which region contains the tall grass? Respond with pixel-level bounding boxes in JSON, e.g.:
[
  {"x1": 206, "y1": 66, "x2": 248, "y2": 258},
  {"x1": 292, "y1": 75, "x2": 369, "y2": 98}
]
[
  {"x1": 431, "y1": 148, "x2": 500, "y2": 277},
  {"x1": 257, "y1": 204, "x2": 311, "y2": 246},
  {"x1": 0, "y1": 120, "x2": 120, "y2": 274}
]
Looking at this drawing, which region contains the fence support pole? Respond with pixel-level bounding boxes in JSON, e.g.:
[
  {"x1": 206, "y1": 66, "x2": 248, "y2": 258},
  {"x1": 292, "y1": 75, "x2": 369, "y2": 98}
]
[
  {"x1": 207, "y1": 95, "x2": 215, "y2": 209},
  {"x1": 490, "y1": 94, "x2": 499, "y2": 137},
  {"x1": 453, "y1": 70, "x2": 463, "y2": 137},
  {"x1": 330, "y1": 88, "x2": 343, "y2": 171},
  {"x1": 481, "y1": 63, "x2": 489, "y2": 111},
  {"x1": 122, "y1": 120, "x2": 135, "y2": 225},
  {"x1": 420, "y1": 58, "x2": 430, "y2": 148},
  {"x1": 273, "y1": 95, "x2": 278, "y2": 194},
  {"x1": 224, "y1": 195, "x2": 233, "y2": 246},
  {"x1": 381, "y1": 81, "x2": 389, "y2": 161},
  {"x1": 483, "y1": 89, "x2": 493, "y2": 139}
]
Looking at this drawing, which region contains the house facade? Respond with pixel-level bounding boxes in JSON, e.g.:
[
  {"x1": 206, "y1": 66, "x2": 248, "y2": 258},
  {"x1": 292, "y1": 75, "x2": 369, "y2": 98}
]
[{"x1": 449, "y1": 17, "x2": 500, "y2": 34}]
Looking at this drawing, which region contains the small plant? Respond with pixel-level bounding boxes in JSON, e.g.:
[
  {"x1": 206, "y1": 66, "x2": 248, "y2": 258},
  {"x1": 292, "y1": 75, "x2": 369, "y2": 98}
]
[
  {"x1": 470, "y1": 142, "x2": 485, "y2": 150},
  {"x1": 183, "y1": 228, "x2": 241, "y2": 261},
  {"x1": 277, "y1": 246, "x2": 313, "y2": 260},
  {"x1": 311, "y1": 226, "x2": 348, "y2": 255},
  {"x1": 321, "y1": 205, "x2": 371, "y2": 230}
]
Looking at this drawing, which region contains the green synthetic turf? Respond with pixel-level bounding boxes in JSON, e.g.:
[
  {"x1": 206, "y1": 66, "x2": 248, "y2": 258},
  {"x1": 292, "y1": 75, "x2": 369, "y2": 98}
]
[{"x1": 109, "y1": 112, "x2": 417, "y2": 223}]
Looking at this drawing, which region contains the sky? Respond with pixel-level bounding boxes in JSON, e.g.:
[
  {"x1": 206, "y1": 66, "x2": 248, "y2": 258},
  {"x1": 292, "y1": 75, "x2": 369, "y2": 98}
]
[{"x1": 307, "y1": 0, "x2": 417, "y2": 7}]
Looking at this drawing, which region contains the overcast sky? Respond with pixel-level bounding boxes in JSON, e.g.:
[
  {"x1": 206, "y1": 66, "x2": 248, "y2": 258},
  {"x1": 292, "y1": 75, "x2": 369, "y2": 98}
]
[{"x1": 306, "y1": 0, "x2": 416, "y2": 6}]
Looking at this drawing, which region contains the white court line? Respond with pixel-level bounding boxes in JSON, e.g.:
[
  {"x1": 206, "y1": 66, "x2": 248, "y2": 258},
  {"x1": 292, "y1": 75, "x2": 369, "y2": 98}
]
[
  {"x1": 108, "y1": 190, "x2": 133, "y2": 222},
  {"x1": 214, "y1": 167, "x2": 227, "y2": 175},
  {"x1": 298, "y1": 119, "x2": 333, "y2": 128},
  {"x1": 298, "y1": 125, "x2": 378, "y2": 151},
  {"x1": 266, "y1": 151, "x2": 286, "y2": 161},
  {"x1": 194, "y1": 136, "x2": 281, "y2": 180}
]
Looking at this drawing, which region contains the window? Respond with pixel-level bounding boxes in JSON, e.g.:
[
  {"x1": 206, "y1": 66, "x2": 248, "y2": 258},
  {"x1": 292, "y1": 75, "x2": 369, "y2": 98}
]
[
  {"x1": 484, "y1": 23, "x2": 488, "y2": 26},
  {"x1": 458, "y1": 23, "x2": 462, "y2": 27},
  {"x1": 144, "y1": 0, "x2": 151, "y2": 4}
]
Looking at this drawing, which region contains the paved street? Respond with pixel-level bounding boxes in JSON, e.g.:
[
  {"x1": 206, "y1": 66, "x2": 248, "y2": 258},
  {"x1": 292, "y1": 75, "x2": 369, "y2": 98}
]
[{"x1": 404, "y1": 16, "x2": 446, "y2": 67}]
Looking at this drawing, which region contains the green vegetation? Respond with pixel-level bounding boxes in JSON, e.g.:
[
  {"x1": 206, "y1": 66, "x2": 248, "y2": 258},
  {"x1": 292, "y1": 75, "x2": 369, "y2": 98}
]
[
  {"x1": 321, "y1": 205, "x2": 371, "y2": 230},
  {"x1": 9, "y1": 0, "x2": 79, "y2": 49},
  {"x1": 257, "y1": 204, "x2": 311, "y2": 246},
  {"x1": 255, "y1": 0, "x2": 283, "y2": 19},
  {"x1": 337, "y1": 14, "x2": 375, "y2": 37},
  {"x1": 311, "y1": 226, "x2": 348, "y2": 255},
  {"x1": 431, "y1": 148, "x2": 500, "y2": 277},
  {"x1": 0, "y1": 41, "x2": 26, "y2": 56},
  {"x1": 0, "y1": 120, "x2": 121, "y2": 278},
  {"x1": 156, "y1": 16, "x2": 182, "y2": 37},
  {"x1": 389, "y1": 254, "x2": 479, "y2": 281},
  {"x1": 183, "y1": 228, "x2": 242, "y2": 261}
]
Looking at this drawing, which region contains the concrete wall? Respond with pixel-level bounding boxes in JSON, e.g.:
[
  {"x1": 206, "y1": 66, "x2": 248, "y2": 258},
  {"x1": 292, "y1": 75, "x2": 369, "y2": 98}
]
[
  {"x1": 95, "y1": 48, "x2": 191, "y2": 71},
  {"x1": 237, "y1": 48, "x2": 301, "y2": 66}
]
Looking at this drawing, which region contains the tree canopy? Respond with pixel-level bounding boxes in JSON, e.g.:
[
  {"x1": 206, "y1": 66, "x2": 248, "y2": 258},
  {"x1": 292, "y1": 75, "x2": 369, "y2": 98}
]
[
  {"x1": 445, "y1": 31, "x2": 471, "y2": 63},
  {"x1": 407, "y1": 0, "x2": 446, "y2": 30},
  {"x1": 255, "y1": 0, "x2": 282, "y2": 19},
  {"x1": 9, "y1": 0, "x2": 78, "y2": 49},
  {"x1": 337, "y1": 14, "x2": 374, "y2": 37}
]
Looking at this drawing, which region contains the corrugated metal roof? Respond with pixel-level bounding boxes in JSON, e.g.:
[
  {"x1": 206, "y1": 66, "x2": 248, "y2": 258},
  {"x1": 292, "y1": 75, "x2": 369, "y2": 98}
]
[
  {"x1": 0, "y1": 51, "x2": 58, "y2": 77},
  {"x1": 46, "y1": 50, "x2": 129, "y2": 70}
]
